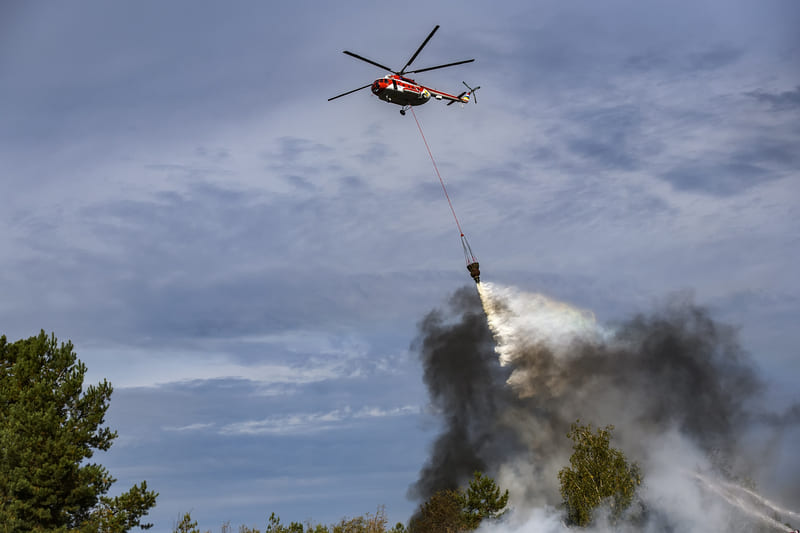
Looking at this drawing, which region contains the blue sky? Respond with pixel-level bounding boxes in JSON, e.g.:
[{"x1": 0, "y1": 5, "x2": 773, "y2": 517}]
[{"x1": 1, "y1": 1, "x2": 798, "y2": 530}]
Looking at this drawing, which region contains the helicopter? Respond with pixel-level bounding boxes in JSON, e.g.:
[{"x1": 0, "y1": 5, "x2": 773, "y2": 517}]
[{"x1": 328, "y1": 25, "x2": 480, "y2": 115}]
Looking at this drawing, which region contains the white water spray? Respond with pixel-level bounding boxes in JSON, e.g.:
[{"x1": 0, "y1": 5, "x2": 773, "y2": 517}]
[
  {"x1": 693, "y1": 472, "x2": 797, "y2": 532},
  {"x1": 476, "y1": 281, "x2": 608, "y2": 397},
  {"x1": 477, "y1": 281, "x2": 604, "y2": 365},
  {"x1": 716, "y1": 478, "x2": 800, "y2": 523}
]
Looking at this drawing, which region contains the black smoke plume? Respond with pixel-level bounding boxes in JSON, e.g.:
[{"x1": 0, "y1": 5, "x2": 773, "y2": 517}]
[{"x1": 408, "y1": 287, "x2": 519, "y2": 500}]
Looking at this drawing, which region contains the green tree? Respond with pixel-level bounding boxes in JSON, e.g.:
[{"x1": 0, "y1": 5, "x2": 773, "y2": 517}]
[
  {"x1": 408, "y1": 489, "x2": 466, "y2": 533},
  {"x1": 461, "y1": 471, "x2": 509, "y2": 529},
  {"x1": 387, "y1": 523, "x2": 406, "y2": 533},
  {"x1": 265, "y1": 513, "x2": 303, "y2": 533},
  {"x1": 558, "y1": 421, "x2": 642, "y2": 527},
  {"x1": 409, "y1": 473, "x2": 509, "y2": 533},
  {"x1": 265, "y1": 513, "x2": 281, "y2": 533},
  {"x1": 0, "y1": 331, "x2": 157, "y2": 532},
  {"x1": 173, "y1": 512, "x2": 201, "y2": 533},
  {"x1": 331, "y1": 506, "x2": 388, "y2": 533}
]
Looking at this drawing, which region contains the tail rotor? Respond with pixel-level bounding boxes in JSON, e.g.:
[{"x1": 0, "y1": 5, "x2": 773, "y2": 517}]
[{"x1": 462, "y1": 81, "x2": 480, "y2": 104}]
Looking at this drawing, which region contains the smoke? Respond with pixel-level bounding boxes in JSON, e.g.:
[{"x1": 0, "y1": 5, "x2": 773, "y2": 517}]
[
  {"x1": 408, "y1": 287, "x2": 520, "y2": 500},
  {"x1": 409, "y1": 282, "x2": 799, "y2": 532}
]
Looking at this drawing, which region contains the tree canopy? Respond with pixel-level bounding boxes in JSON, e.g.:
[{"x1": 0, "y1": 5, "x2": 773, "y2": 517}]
[
  {"x1": 409, "y1": 489, "x2": 466, "y2": 533},
  {"x1": 558, "y1": 421, "x2": 642, "y2": 527},
  {"x1": 461, "y1": 471, "x2": 509, "y2": 529},
  {"x1": 0, "y1": 331, "x2": 157, "y2": 532},
  {"x1": 409, "y1": 472, "x2": 509, "y2": 533}
]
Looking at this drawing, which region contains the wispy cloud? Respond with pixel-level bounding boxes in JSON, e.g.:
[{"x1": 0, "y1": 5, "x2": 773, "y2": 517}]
[
  {"x1": 83, "y1": 346, "x2": 351, "y2": 390},
  {"x1": 746, "y1": 86, "x2": 800, "y2": 110},
  {"x1": 163, "y1": 422, "x2": 216, "y2": 432},
  {"x1": 219, "y1": 405, "x2": 419, "y2": 436}
]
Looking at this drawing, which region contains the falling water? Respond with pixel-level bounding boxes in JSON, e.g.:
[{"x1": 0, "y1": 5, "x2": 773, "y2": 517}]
[
  {"x1": 693, "y1": 472, "x2": 797, "y2": 532},
  {"x1": 716, "y1": 478, "x2": 800, "y2": 523}
]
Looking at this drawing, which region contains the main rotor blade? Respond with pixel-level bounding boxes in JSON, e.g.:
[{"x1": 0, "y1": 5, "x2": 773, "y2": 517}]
[
  {"x1": 343, "y1": 51, "x2": 395, "y2": 73},
  {"x1": 328, "y1": 83, "x2": 372, "y2": 101},
  {"x1": 400, "y1": 25, "x2": 439, "y2": 74},
  {"x1": 405, "y1": 58, "x2": 474, "y2": 75}
]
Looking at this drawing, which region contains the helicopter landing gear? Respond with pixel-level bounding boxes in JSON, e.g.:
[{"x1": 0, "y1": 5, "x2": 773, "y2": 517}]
[{"x1": 400, "y1": 105, "x2": 410, "y2": 116}]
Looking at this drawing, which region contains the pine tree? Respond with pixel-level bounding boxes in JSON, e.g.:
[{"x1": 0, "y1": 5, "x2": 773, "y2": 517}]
[
  {"x1": 0, "y1": 331, "x2": 157, "y2": 531},
  {"x1": 408, "y1": 489, "x2": 466, "y2": 533},
  {"x1": 461, "y1": 471, "x2": 509, "y2": 529},
  {"x1": 409, "y1": 472, "x2": 509, "y2": 533}
]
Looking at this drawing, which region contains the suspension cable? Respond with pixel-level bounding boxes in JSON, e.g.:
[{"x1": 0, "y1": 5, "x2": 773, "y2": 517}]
[
  {"x1": 410, "y1": 106, "x2": 480, "y2": 282},
  {"x1": 410, "y1": 107, "x2": 464, "y2": 237},
  {"x1": 410, "y1": 107, "x2": 477, "y2": 264}
]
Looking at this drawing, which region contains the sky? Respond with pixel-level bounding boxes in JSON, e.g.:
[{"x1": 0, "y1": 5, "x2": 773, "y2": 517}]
[{"x1": 1, "y1": 0, "x2": 798, "y2": 530}]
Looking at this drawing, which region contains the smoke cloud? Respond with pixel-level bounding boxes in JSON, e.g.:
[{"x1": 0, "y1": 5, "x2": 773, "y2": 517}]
[
  {"x1": 408, "y1": 287, "x2": 519, "y2": 500},
  {"x1": 410, "y1": 282, "x2": 799, "y2": 532}
]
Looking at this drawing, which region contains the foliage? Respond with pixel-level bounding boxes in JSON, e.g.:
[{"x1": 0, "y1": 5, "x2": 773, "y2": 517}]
[
  {"x1": 408, "y1": 489, "x2": 466, "y2": 533},
  {"x1": 409, "y1": 472, "x2": 509, "y2": 533},
  {"x1": 174, "y1": 512, "x2": 202, "y2": 533},
  {"x1": 331, "y1": 505, "x2": 388, "y2": 533},
  {"x1": 558, "y1": 421, "x2": 642, "y2": 527},
  {"x1": 265, "y1": 512, "x2": 303, "y2": 533},
  {"x1": 81, "y1": 481, "x2": 158, "y2": 532},
  {"x1": 181, "y1": 495, "x2": 502, "y2": 533},
  {"x1": 261, "y1": 506, "x2": 393, "y2": 533},
  {"x1": 461, "y1": 471, "x2": 509, "y2": 529},
  {"x1": 0, "y1": 331, "x2": 157, "y2": 532}
]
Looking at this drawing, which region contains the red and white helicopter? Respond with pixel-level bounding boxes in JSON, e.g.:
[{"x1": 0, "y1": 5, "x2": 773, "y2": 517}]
[{"x1": 328, "y1": 25, "x2": 480, "y2": 115}]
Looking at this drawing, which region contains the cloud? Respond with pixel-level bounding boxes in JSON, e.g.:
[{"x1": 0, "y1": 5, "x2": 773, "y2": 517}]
[
  {"x1": 660, "y1": 161, "x2": 774, "y2": 196},
  {"x1": 1, "y1": 2, "x2": 797, "y2": 530},
  {"x1": 747, "y1": 86, "x2": 800, "y2": 110},
  {"x1": 272, "y1": 137, "x2": 334, "y2": 164},
  {"x1": 163, "y1": 422, "x2": 215, "y2": 432},
  {"x1": 686, "y1": 46, "x2": 743, "y2": 71},
  {"x1": 219, "y1": 405, "x2": 419, "y2": 436},
  {"x1": 84, "y1": 347, "x2": 349, "y2": 390},
  {"x1": 658, "y1": 133, "x2": 798, "y2": 196}
]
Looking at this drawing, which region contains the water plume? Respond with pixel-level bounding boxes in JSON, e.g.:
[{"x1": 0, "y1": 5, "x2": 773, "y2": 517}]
[
  {"x1": 693, "y1": 472, "x2": 796, "y2": 532},
  {"x1": 714, "y1": 479, "x2": 800, "y2": 523}
]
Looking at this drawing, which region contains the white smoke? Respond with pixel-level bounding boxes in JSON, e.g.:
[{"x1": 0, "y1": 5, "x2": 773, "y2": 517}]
[{"x1": 469, "y1": 282, "x2": 799, "y2": 533}]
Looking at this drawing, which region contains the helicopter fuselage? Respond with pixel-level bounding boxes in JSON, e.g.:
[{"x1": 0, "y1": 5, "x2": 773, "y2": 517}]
[
  {"x1": 371, "y1": 75, "x2": 466, "y2": 108},
  {"x1": 372, "y1": 75, "x2": 430, "y2": 106}
]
